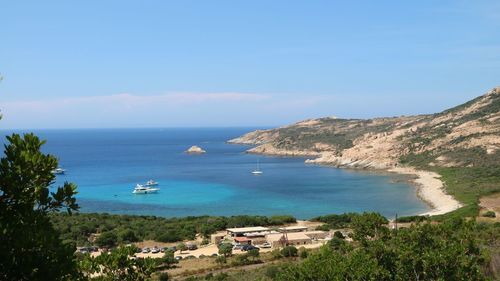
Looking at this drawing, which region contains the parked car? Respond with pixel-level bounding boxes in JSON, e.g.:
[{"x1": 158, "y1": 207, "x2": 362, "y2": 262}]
[
  {"x1": 160, "y1": 247, "x2": 165, "y2": 253},
  {"x1": 241, "y1": 244, "x2": 259, "y2": 251},
  {"x1": 233, "y1": 244, "x2": 244, "y2": 250},
  {"x1": 175, "y1": 256, "x2": 183, "y2": 260},
  {"x1": 78, "y1": 248, "x2": 89, "y2": 254},
  {"x1": 151, "y1": 247, "x2": 160, "y2": 254},
  {"x1": 142, "y1": 247, "x2": 150, "y2": 253},
  {"x1": 78, "y1": 246, "x2": 98, "y2": 254},
  {"x1": 186, "y1": 243, "x2": 198, "y2": 251},
  {"x1": 260, "y1": 242, "x2": 271, "y2": 248},
  {"x1": 168, "y1": 246, "x2": 177, "y2": 252}
]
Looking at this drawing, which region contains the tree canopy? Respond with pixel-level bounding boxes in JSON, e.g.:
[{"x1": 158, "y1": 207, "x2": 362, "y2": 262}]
[
  {"x1": 275, "y1": 215, "x2": 488, "y2": 281},
  {"x1": 0, "y1": 133, "x2": 80, "y2": 280},
  {"x1": 80, "y1": 246, "x2": 157, "y2": 281}
]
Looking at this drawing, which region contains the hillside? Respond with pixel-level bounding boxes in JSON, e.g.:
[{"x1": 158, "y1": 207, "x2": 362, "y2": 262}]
[{"x1": 229, "y1": 87, "x2": 500, "y2": 170}]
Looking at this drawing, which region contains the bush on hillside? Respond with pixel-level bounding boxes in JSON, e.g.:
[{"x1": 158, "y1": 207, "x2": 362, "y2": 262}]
[
  {"x1": 275, "y1": 216, "x2": 489, "y2": 280},
  {"x1": 396, "y1": 215, "x2": 429, "y2": 223},
  {"x1": 281, "y1": 246, "x2": 298, "y2": 257},
  {"x1": 95, "y1": 231, "x2": 118, "y2": 248},
  {"x1": 483, "y1": 211, "x2": 496, "y2": 218}
]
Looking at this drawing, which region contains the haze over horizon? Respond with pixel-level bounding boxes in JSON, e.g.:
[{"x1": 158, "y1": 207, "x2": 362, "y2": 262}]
[{"x1": 1, "y1": 1, "x2": 499, "y2": 129}]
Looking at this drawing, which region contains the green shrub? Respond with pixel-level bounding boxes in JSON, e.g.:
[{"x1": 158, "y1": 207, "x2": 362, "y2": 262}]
[
  {"x1": 396, "y1": 215, "x2": 429, "y2": 223},
  {"x1": 231, "y1": 254, "x2": 252, "y2": 266},
  {"x1": 271, "y1": 249, "x2": 283, "y2": 259},
  {"x1": 328, "y1": 237, "x2": 350, "y2": 252},
  {"x1": 213, "y1": 273, "x2": 228, "y2": 281},
  {"x1": 265, "y1": 265, "x2": 280, "y2": 278},
  {"x1": 218, "y1": 243, "x2": 233, "y2": 257},
  {"x1": 117, "y1": 229, "x2": 138, "y2": 243},
  {"x1": 333, "y1": 231, "x2": 344, "y2": 239},
  {"x1": 215, "y1": 255, "x2": 226, "y2": 265},
  {"x1": 298, "y1": 247, "x2": 308, "y2": 259},
  {"x1": 269, "y1": 215, "x2": 297, "y2": 224},
  {"x1": 176, "y1": 242, "x2": 187, "y2": 254},
  {"x1": 158, "y1": 272, "x2": 169, "y2": 281},
  {"x1": 247, "y1": 249, "x2": 260, "y2": 260},
  {"x1": 95, "y1": 231, "x2": 118, "y2": 248},
  {"x1": 156, "y1": 231, "x2": 182, "y2": 243},
  {"x1": 315, "y1": 224, "x2": 330, "y2": 231},
  {"x1": 281, "y1": 246, "x2": 298, "y2": 257},
  {"x1": 483, "y1": 211, "x2": 496, "y2": 218},
  {"x1": 310, "y1": 213, "x2": 356, "y2": 229}
]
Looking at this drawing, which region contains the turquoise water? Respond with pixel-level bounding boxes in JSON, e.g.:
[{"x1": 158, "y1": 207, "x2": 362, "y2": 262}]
[{"x1": 1, "y1": 128, "x2": 429, "y2": 219}]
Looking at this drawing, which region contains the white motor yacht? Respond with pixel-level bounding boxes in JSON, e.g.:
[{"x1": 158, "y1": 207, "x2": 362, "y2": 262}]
[
  {"x1": 132, "y1": 184, "x2": 160, "y2": 194},
  {"x1": 144, "y1": 180, "x2": 159, "y2": 187}
]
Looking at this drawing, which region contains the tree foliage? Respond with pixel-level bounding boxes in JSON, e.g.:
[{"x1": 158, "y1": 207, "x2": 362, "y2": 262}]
[
  {"x1": 177, "y1": 242, "x2": 187, "y2": 254},
  {"x1": 50, "y1": 213, "x2": 296, "y2": 246},
  {"x1": 350, "y1": 212, "x2": 389, "y2": 244},
  {"x1": 0, "y1": 133, "x2": 80, "y2": 281},
  {"x1": 218, "y1": 243, "x2": 233, "y2": 257},
  {"x1": 311, "y1": 213, "x2": 356, "y2": 230},
  {"x1": 275, "y1": 215, "x2": 488, "y2": 281},
  {"x1": 159, "y1": 249, "x2": 178, "y2": 269},
  {"x1": 95, "y1": 231, "x2": 118, "y2": 248},
  {"x1": 80, "y1": 246, "x2": 157, "y2": 281},
  {"x1": 280, "y1": 246, "x2": 298, "y2": 258}
]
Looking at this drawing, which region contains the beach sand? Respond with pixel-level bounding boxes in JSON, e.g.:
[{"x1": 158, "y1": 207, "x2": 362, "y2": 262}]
[{"x1": 389, "y1": 167, "x2": 462, "y2": 216}]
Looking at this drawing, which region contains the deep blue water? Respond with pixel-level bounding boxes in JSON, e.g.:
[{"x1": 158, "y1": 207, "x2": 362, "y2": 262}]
[{"x1": 1, "y1": 128, "x2": 429, "y2": 219}]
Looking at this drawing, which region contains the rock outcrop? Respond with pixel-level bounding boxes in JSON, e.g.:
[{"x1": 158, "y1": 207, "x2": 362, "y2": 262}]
[{"x1": 186, "y1": 146, "x2": 206, "y2": 154}]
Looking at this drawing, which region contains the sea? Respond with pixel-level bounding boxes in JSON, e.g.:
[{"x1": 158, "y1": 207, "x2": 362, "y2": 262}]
[{"x1": 0, "y1": 128, "x2": 430, "y2": 219}]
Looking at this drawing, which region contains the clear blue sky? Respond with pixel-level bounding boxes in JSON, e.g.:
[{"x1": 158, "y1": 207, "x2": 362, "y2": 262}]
[{"x1": 1, "y1": 0, "x2": 499, "y2": 129}]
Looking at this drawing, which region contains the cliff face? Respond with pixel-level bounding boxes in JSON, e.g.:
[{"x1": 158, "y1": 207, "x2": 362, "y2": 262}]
[{"x1": 229, "y1": 87, "x2": 500, "y2": 169}]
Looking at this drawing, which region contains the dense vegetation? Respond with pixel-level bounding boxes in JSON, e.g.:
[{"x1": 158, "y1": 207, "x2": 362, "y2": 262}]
[
  {"x1": 78, "y1": 246, "x2": 178, "y2": 281},
  {"x1": 310, "y1": 213, "x2": 358, "y2": 230},
  {"x1": 180, "y1": 214, "x2": 500, "y2": 281},
  {"x1": 50, "y1": 212, "x2": 296, "y2": 247},
  {"x1": 0, "y1": 134, "x2": 81, "y2": 281},
  {"x1": 276, "y1": 217, "x2": 496, "y2": 280}
]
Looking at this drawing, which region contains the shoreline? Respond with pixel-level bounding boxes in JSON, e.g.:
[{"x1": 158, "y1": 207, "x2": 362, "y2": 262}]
[
  {"x1": 236, "y1": 142, "x2": 463, "y2": 217},
  {"x1": 388, "y1": 167, "x2": 462, "y2": 216}
]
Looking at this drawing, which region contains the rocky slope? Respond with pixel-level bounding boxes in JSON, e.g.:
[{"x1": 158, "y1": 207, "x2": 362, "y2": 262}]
[{"x1": 229, "y1": 87, "x2": 500, "y2": 170}]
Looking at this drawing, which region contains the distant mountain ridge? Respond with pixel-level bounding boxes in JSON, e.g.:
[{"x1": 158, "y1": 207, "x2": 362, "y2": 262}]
[{"x1": 229, "y1": 87, "x2": 500, "y2": 169}]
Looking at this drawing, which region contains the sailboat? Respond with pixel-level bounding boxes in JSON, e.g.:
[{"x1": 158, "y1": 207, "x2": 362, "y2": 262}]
[{"x1": 251, "y1": 159, "x2": 263, "y2": 175}]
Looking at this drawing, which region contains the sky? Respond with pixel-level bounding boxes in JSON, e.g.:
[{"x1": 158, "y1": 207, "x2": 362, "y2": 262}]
[{"x1": 0, "y1": 0, "x2": 499, "y2": 129}]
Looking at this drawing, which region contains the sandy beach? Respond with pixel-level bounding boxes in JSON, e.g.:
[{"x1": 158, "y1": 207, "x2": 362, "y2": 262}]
[{"x1": 390, "y1": 167, "x2": 462, "y2": 216}]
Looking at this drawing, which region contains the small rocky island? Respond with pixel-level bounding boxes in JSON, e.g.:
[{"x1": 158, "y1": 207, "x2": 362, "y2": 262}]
[{"x1": 185, "y1": 145, "x2": 206, "y2": 154}]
